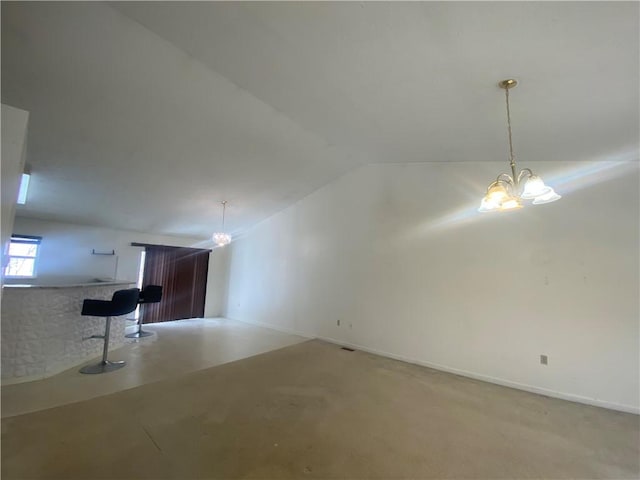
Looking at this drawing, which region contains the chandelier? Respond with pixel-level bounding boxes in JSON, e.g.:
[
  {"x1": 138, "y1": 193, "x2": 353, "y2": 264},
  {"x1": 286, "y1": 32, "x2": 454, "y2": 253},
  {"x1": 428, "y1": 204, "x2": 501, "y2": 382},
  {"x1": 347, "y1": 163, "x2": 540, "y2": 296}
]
[
  {"x1": 212, "y1": 201, "x2": 232, "y2": 247},
  {"x1": 479, "y1": 79, "x2": 561, "y2": 212}
]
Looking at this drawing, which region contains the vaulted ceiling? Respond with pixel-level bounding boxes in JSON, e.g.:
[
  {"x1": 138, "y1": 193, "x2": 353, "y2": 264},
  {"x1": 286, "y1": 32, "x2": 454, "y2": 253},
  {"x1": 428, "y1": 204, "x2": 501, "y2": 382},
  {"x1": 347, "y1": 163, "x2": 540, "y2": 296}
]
[{"x1": 2, "y1": 2, "x2": 638, "y2": 239}]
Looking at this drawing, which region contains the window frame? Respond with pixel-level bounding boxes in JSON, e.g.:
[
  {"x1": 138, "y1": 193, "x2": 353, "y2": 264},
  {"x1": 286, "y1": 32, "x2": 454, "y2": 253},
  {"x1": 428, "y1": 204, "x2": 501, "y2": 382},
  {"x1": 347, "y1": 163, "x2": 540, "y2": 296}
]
[{"x1": 4, "y1": 235, "x2": 42, "y2": 279}]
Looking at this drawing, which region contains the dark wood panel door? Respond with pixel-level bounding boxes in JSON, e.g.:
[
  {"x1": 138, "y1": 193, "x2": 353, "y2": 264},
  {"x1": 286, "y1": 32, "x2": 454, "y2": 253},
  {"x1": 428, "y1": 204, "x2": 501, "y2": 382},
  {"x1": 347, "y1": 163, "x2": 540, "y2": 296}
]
[{"x1": 140, "y1": 246, "x2": 210, "y2": 323}]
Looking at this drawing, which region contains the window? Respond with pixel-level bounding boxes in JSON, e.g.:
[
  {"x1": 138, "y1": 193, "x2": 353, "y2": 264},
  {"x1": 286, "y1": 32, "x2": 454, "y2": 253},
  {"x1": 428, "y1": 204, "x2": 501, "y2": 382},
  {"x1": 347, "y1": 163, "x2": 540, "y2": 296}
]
[
  {"x1": 133, "y1": 250, "x2": 146, "y2": 320},
  {"x1": 4, "y1": 235, "x2": 42, "y2": 278},
  {"x1": 17, "y1": 173, "x2": 30, "y2": 205}
]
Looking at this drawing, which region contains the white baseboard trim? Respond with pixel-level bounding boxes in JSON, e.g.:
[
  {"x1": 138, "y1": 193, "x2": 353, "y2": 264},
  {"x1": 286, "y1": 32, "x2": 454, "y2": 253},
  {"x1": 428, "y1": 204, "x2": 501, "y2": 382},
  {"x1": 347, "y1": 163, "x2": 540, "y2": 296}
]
[
  {"x1": 317, "y1": 335, "x2": 640, "y2": 415},
  {"x1": 207, "y1": 317, "x2": 640, "y2": 415}
]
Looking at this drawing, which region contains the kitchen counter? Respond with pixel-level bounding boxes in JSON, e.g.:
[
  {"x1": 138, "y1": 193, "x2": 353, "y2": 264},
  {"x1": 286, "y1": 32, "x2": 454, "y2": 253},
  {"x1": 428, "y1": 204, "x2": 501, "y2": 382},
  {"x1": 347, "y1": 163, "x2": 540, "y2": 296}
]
[
  {"x1": 4, "y1": 280, "x2": 133, "y2": 288},
  {"x1": 1, "y1": 281, "x2": 136, "y2": 383}
]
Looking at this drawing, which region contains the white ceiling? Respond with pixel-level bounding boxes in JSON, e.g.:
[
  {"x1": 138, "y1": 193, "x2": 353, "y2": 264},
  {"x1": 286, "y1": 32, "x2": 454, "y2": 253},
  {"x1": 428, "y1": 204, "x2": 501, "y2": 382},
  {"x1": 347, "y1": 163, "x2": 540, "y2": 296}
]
[{"x1": 2, "y1": 2, "x2": 638, "y2": 240}]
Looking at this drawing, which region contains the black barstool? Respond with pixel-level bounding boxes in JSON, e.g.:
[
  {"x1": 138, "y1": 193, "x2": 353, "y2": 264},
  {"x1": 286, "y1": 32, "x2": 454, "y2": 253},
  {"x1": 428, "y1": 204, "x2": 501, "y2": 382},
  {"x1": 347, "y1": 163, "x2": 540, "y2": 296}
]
[
  {"x1": 125, "y1": 285, "x2": 163, "y2": 339},
  {"x1": 80, "y1": 288, "x2": 140, "y2": 374}
]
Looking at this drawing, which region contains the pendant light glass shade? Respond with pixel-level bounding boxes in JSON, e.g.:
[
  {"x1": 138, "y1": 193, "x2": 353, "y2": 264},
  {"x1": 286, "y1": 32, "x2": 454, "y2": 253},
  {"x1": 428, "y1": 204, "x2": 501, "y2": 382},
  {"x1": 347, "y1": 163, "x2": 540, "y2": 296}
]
[
  {"x1": 520, "y1": 175, "x2": 551, "y2": 199},
  {"x1": 532, "y1": 188, "x2": 561, "y2": 205},
  {"x1": 212, "y1": 201, "x2": 232, "y2": 247},
  {"x1": 500, "y1": 197, "x2": 522, "y2": 211},
  {"x1": 212, "y1": 232, "x2": 232, "y2": 247},
  {"x1": 478, "y1": 196, "x2": 499, "y2": 213},
  {"x1": 479, "y1": 79, "x2": 561, "y2": 212},
  {"x1": 486, "y1": 183, "x2": 510, "y2": 204},
  {"x1": 479, "y1": 182, "x2": 522, "y2": 212}
]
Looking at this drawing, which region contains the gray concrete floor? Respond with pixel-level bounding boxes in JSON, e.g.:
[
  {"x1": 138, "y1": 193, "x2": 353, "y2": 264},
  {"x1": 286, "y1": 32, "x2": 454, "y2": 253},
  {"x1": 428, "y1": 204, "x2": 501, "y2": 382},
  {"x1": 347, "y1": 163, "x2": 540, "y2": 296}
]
[{"x1": 2, "y1": 338, "x2": 638, "y2": 479}]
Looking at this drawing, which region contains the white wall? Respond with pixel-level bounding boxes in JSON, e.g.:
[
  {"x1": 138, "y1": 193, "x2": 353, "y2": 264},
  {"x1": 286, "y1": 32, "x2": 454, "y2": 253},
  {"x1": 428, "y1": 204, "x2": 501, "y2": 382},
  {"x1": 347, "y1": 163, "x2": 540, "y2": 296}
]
[
  {"x1": 1, "y1": 104, "x2": 29, "y2": 277},
  {"x1": 9, "y1": 217, "x2": 227, "y2": 316},
  {"x1": 225, "y1": 161, "x2": 640, "y2": 413},
  {"x1": 204, "y1": 244, "x2": 230, "y2": 318}
]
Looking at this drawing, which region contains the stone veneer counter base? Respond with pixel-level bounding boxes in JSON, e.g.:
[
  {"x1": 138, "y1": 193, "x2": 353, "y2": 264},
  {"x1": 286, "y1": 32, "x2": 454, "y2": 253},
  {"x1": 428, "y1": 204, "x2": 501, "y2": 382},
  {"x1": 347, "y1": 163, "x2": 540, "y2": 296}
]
[{"x1": 1, "y1": 281, "x2": 134, "y2": 384}]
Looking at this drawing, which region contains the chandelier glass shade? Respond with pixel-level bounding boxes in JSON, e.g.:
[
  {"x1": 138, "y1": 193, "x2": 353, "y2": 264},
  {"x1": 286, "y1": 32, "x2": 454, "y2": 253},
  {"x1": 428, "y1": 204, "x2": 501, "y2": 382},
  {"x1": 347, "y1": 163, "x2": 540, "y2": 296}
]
[
  {"x1": 212, "y1": 201, "x2": 232, "y2": 247},
  {"x1": 479, "y1": 79, "x2": 561, "y2": 213},
  {"x1": 212, "y1": 232, "x2": 231, "y2": 247}
]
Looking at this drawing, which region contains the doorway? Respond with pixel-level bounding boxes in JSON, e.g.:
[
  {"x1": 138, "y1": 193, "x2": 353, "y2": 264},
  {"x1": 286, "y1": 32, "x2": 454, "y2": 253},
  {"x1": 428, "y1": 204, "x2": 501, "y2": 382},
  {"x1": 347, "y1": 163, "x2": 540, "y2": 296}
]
[{"x1": 133, "y1": 243, "x2": 211, "y2": 323}]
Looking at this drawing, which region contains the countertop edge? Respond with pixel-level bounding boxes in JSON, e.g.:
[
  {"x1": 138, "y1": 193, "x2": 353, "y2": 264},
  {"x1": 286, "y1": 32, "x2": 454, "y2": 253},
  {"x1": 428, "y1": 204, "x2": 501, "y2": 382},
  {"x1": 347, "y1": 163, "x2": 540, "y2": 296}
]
[{"x1": 3, "y1": 281, "x2": 136, "y2": 289}]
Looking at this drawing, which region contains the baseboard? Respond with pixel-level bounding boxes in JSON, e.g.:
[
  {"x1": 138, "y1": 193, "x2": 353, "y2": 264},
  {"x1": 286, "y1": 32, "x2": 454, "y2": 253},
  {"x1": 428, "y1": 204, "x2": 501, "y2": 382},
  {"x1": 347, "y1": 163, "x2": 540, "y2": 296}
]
[
  {"x1": 187, "y1": 317, "x2": 640, "y2": 415},
  {"x1": 317, "y1": 335, "x2": 639, "y2": 415}
]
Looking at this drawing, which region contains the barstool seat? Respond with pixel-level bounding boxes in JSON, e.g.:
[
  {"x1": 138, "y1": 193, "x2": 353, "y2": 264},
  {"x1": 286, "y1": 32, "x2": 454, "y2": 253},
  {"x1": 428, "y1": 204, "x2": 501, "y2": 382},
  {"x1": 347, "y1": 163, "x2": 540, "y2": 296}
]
[
  {"x1": 80, "y1": 288, "x2": 139, "y2": 374},
  {"x1": 125, "y1": 285, "x2": 163, "y2": 339}
]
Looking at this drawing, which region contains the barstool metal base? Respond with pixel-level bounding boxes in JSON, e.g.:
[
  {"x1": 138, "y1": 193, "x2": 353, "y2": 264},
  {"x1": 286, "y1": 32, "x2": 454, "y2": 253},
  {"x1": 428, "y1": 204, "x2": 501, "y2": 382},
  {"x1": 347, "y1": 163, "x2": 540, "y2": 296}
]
[
  {"x1": 125, "y1": 329, "x2": 154, "y2": 339},
  {"x1": 79, "y1": 360, "x2": 126, "y2": 374}
]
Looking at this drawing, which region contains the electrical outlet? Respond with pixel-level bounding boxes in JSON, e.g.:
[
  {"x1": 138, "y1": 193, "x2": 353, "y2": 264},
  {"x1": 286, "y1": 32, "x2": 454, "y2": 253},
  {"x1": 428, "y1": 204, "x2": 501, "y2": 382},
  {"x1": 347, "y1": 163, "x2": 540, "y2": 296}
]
[
  {"x1": 540, "y1": 354, "x2": 548, "y2": 365},
  {"x1": 337, "y1": 319, "x2": 341, "y2": 326}
]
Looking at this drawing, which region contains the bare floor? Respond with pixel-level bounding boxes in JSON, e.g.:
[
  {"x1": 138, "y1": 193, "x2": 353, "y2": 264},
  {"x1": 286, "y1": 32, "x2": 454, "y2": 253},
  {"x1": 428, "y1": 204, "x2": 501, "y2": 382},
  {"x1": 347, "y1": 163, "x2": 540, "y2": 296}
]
[
  {"x1": 2, "y1": 338, "x2": 638, "y2": 479},
  {"x1": 1, "y1": 318, "x2": 307, "y2": 417}
]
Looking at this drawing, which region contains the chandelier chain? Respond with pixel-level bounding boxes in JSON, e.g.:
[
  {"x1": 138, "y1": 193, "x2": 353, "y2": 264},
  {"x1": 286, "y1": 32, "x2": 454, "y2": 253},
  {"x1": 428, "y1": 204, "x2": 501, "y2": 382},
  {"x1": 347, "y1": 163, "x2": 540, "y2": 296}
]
[
  {"x1": 505, "y1": 87, "x2": 518, "y2": 183},
  {"x1": 505, "y1": 88, "x2": 514, "y2": 163},
  {"x1": 221, "y1": 201, "x2": 227, "y2": 229}
]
